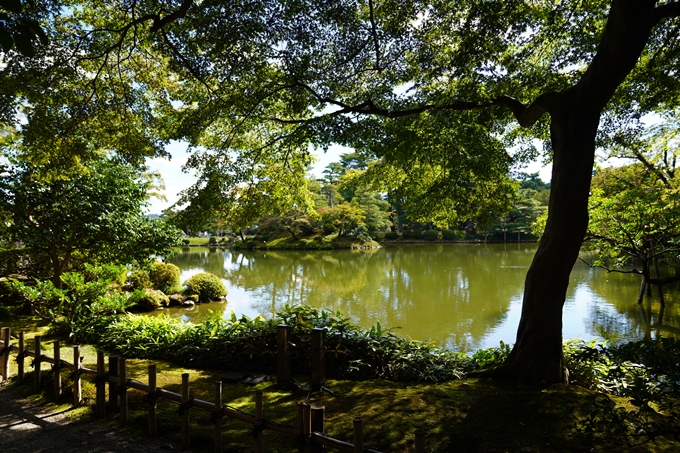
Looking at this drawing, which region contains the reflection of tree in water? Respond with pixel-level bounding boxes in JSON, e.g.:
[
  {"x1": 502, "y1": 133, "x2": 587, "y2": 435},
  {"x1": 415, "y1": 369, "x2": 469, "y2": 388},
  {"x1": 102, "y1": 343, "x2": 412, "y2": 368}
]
[
  {"x1": 201, "y1": 244, "x2": 537, "y2": 351},
  {"x1": 582, "y1": 264, "x2": 680, "y2": 344}
]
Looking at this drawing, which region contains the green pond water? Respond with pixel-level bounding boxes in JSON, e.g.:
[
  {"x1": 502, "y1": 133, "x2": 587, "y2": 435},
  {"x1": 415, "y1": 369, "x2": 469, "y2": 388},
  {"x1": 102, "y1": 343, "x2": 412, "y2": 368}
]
[{"x1": 158, "y1": 244, "x2": 680, "y2": 352}]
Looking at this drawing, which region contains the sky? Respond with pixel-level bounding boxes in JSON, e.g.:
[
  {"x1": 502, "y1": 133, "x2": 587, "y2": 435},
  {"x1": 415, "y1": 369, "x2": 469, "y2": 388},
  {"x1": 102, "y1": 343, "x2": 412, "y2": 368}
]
[{"x1": 145, "y1": 141, "x2": 553, "y2": 215}]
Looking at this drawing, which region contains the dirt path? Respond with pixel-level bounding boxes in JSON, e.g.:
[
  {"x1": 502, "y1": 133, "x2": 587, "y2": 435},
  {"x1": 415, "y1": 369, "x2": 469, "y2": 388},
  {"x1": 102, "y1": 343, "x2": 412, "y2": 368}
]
[{"x1": 0, "y1": 382, "x2": 176, "y2": 453}]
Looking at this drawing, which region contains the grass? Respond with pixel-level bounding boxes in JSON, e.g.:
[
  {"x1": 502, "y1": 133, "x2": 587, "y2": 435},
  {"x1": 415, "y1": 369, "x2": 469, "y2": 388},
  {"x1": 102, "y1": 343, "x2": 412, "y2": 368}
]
[{"x1": 3, "y1": 316, "x2": 680, "y2": 452}]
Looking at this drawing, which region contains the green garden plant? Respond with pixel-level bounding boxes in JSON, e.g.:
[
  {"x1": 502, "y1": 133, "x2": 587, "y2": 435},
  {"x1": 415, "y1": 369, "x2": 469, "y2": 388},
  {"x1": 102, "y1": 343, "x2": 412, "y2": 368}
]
[
  {"x1": 149, "y1": 261, "x2": 182, "y2": 294},
  {"x1": 183, "y1": 272, "x2": 227, "y2": 302}
]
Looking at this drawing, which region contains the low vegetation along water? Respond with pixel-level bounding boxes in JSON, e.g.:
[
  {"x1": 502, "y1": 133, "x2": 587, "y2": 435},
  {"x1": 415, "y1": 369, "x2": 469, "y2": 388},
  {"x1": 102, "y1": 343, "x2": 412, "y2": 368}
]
[{"x1": 158, "y1": 244, "x2": 680, "y2": 352}]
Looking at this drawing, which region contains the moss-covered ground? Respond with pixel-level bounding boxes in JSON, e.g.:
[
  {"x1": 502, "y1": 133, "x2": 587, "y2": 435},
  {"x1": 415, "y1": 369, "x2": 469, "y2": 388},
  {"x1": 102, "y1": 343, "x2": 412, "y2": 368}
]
[{"x1": 2, "y1": 317, "x2": 679, "y2": 452}]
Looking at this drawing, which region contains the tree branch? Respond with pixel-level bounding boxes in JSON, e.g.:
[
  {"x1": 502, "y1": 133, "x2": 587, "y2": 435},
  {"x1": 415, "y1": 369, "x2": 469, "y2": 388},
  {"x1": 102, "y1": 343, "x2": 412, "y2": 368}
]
[{"x1": 149, "y1": 0, "x2": 194, "y2": 33}]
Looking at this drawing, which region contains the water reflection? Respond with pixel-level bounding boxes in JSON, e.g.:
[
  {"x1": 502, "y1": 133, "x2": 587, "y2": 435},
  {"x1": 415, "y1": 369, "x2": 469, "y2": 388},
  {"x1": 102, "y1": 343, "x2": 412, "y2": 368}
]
[{"x1": 159, "y1": 244, "x2": 680, "y2": 352}]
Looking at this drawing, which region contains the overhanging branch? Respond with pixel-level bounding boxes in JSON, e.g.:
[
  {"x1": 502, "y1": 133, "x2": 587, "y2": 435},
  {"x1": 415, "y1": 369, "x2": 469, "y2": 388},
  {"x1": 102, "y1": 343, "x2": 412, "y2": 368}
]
[{"x1": 270, "y1": 81, "x2": 556, "y2": 126}]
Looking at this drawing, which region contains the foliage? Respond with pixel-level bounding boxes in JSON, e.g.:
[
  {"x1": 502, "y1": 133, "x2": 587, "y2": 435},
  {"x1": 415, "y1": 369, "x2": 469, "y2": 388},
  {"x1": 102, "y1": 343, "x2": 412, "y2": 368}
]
[
  {"x1": 183, "y1": 272, "x2": 227, "y2": 302},
  {"x1": 7, "y1": 265, "x2": 131, "y2": 332},
  {"x1": 319, "y1": 204, "x2": 366, "y2": 237},
  {"x1": 442, "y1": 229, "x2": 460, "y2": 241},
  {"x1": 127, "y1": 269, "x2": 151, "y2": 290},
  {"x1": 0, "y1": 157, "x2": 183, "y2": 286},
  {"x1": 384, "y1": 231, "x2": 399, "y2": 240},
  {"x1": 128, "y1": 288, "x2": 169, "y2": 311},
  {"x1": 423, "y1": 230, "x2": 441, "y2": 241},
  {"x1": 586, "y1": 163, "x2": 680, "y2": 293},
  {"x1": 565, "y1": 338, "x2": 680, "y2": 446},
  {"x1": 73, "y1": 304, "x2": 493, "y2": 382},
  {"x1": 208, "y1": 236, "x2": 217, "y2": 245},
  {"x1": 148, "y1": 261, "x2": 182, "y2": 295}
]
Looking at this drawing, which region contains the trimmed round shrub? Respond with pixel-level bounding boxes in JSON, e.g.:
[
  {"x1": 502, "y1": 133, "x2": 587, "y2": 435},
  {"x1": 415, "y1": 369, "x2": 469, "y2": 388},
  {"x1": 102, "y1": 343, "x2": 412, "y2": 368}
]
[
  {"x1": 401, "y1": 229, "x2": 412, "y2": 238},
  {"x1": 149, "y1": 262, "x2": 182, "y2": 294},
  {"x1": 183, "y1": 272, "x2": 227, "y2": 302},
  {"x1": 209, "y1": 236, "x2": 218, "y2": 244},
  {"x1": 410, "y1": 230, "x2": 423, "y2": 239},
  {"x1": 182, "y1": 239, "x2": 191, "y2": 245},
  {"x1": 129, "y1": 289, "x2": 170, "y2": 311},
  {"x1": 128, "y1": 269, "x2": 152, "y2": 290},
  {"x1": 384, "y1": 231, "x2": 399, "y2": 240},
  {"x1": 442, "y1": 229, "x2": 459, "y2": 240},
  {"x1": 423, "y1": 230, "x2": 441, "y2": 241}
]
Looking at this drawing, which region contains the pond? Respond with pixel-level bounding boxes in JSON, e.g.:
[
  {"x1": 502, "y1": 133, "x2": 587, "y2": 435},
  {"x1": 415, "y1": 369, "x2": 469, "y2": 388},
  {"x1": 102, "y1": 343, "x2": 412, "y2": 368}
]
[{"x1": 158, "y1": 244, "x2": 680, "y2": 352}]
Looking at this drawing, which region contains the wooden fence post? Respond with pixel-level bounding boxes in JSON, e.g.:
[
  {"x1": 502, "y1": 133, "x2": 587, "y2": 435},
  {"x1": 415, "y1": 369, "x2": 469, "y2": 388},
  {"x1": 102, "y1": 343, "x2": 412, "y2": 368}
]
[
  {"x1": 1, "y1": 327, "x2": 10, "y2": 382},
  {"x1": 108, "y1": 355, "x2": 119, "y2": 413},
  {"x1": 302, "y1": 403, "x2": 312, "y2": 453},
  {"x1": 119, "y1": 357, "x2": 128, "y2": 425},
  {"x1": 277, "y1": 324, "x2": 291, "y2": 382},
  {"x1": 415, "y1": 430, "x2": 426, "y2": 453},
  {"x1": 53, "y1": 341, "x2": 61, "y2": 400},
  {"x1": 297, "y1": 402, "x2": 305, "y2": 453},
  {"x1": 96, "y1": 351, "x2": 106, "y2": 418},
  {"x1": 17, "y1": 331, "x2": 24, "y2": 382},
  {"x1": 353, "y1": 418, "x2": 363, "y2": 453},
  {"x1": 181, "y1": 373, "x2": 191, "y2": 449},
  {"x1": 73, "y1": 345, "x2": 82, "y2": 407},
  {"x1": 33, "y1": 335, "x2": 42, "y2": 392},
  {"x1": 310, "y1": 406, "x2": 325, "y2": 453},
  {"x1": 214, "y1": 381, "x2": 222, "y2": 453},
  {"x1": 148, "y1": 364, "x2": 157, "y2": 436},
  {"x1": 311, "y1": 328, "x2": 325, "y2": 391},
  {"x1": 255, "y1": 390, "x2": 263, "y2": 453}
]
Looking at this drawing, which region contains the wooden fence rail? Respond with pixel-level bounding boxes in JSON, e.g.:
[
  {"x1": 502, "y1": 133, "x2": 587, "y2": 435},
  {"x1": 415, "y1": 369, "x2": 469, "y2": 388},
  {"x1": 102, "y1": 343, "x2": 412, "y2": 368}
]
[{"x1": 0, "y1": 326, "x2": 427, "y2": 452}]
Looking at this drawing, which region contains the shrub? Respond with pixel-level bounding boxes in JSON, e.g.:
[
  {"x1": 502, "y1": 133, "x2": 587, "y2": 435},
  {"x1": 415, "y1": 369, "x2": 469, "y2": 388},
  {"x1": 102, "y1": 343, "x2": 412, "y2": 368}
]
[
  {"x1": 182, "y1": 239, "x2": 191, "y2": 245},
  {"x1": 409, "y1": 230, "x2": 423, "y2": 239},
  {"x1": 149, "y1": 262, "x2": 182, "y2": 294},
  {"x1": 423, "y1": 230, "x2": 441, "y2": 241},
  {"x1": 209, "y1": 236, "x2": 218, "y2": 244},
  {"x1": 442, "y1": 229, "x2": 459, "y2": 240},
  {"x1": 183, "y1": 272, "x2": 227, "y2": 302},
  {"x1": 401, "y1": 229, "x2": 412, "y2": 238},
  {"x1": 128, "y1": 269, "x2": 151, "y2": 290},
  {"x1": 82, "y1": 263, "x2": 127, "y2": 286},
  {"x1": 128, "y1": 288, "x2": 170, "y2": 311},
  {"x1": 384, "y1": 231, "x2": 399, "y2": 240}
]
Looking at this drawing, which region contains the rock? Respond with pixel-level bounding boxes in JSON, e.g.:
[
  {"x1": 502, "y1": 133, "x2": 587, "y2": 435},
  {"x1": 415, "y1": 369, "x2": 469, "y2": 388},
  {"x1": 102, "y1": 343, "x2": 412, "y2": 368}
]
[
  {"x1": 181, "y1": 300, "x2": 195, "y2": 308},
  {"x1": 44, "y1": 422, "x2": 60, "y2": 432},
  {"x1": 168, "y1": 294, "x2": 186, "y2": 307}
]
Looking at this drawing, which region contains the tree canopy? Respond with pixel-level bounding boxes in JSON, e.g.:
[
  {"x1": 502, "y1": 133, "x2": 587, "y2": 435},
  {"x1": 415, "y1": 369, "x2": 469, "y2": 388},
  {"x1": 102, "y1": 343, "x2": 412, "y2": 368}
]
[
  {"x1": 0, "y1": 157, "x2": 182, "y2": 286},
  {"x1": 2, "y1": 0, "x2": 680, "y2": 383}
]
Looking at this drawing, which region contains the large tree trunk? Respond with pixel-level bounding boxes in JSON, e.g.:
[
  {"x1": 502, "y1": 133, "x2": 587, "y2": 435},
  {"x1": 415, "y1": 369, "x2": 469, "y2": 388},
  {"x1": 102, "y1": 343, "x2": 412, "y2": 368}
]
[
  {"x1": 503, "y1": 95, "x2": 600, "y2": 383},
  {"x1": 500, "y1": 0, "x2": 662, "y2": 384}
]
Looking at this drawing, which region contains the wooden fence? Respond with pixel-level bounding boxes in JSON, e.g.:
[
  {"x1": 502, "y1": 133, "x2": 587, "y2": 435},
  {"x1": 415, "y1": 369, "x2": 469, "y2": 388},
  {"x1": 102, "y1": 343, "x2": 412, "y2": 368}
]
[{"x1": 0, "y1": 326, "x2": 427, "y2": 452}]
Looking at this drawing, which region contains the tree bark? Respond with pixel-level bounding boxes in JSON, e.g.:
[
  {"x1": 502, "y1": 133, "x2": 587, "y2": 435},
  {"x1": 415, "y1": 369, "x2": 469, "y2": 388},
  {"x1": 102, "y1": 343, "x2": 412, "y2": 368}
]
[
  {"x1": 503, "y1": 94, "x2": 600, "y2": 383},
  {"x1": 500, "y1": 0, "x2": 662, "y2": 384}
]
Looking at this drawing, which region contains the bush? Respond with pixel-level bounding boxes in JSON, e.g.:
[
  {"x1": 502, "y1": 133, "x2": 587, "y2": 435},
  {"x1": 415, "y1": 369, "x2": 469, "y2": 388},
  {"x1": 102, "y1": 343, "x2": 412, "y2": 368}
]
[
  {"x1": 209, "y1": 236, "x2": 218, "y2": 244},
  {"x1": 182, "y1": 239, "x2": 191, "y2": 245},
  {"x1": 149, "y1": 262, "x2": 182, "y2": 294},
  {"x1": 82, "y1": 263, "x2": 127, "y2": 286},
  {"x1": 128, "y1": 269, "x2": 151, "y2": 290},
  {"x1": 423, "y1": 230, "x2": 441, "y2": 241},
  {"x1": 442, "y1": 229, "x2": 459, "y2": 240},
  {"x1": 183, "y1": 272, "x2": 227, "y2": 302},
  {"x1": 409, "y1": 230, "x2": 423, "y2": 239},
  {"x1": 401, "y1": 229, "x2": 412, "y2": 238},
  {"x1": 384, "y1": 231, "x2": 399, "y2": 240},
  {"x1": 128, "y1": 288, "x2": 170, "y2": 311}
]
